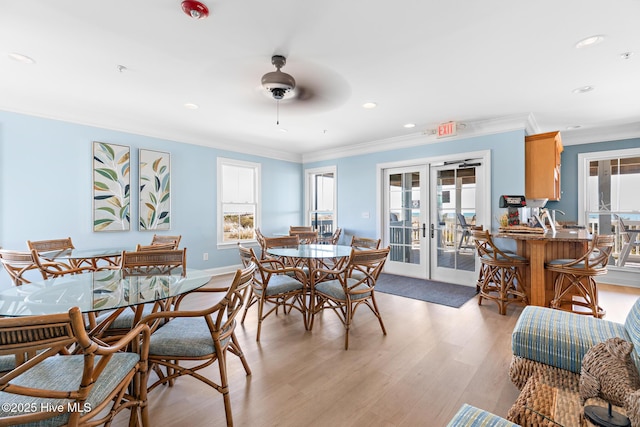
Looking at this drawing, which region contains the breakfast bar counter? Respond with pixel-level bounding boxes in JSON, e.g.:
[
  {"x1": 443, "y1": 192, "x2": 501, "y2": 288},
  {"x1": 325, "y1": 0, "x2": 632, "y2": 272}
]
[{"x1": 494, "y1": 228, "x2": 592, "y2": 307}]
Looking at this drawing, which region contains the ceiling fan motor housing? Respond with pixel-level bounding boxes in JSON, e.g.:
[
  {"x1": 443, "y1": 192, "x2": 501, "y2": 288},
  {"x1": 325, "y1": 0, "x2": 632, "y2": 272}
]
[{"x1": 261, "y1": 55, "x2": 296, "y2": 100}]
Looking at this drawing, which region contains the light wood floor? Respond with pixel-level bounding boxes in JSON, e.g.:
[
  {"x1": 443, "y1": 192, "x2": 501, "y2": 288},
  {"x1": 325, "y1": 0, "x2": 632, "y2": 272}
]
[{"x1": 113, "y1": 276, "x2": 640, "y2": 427}]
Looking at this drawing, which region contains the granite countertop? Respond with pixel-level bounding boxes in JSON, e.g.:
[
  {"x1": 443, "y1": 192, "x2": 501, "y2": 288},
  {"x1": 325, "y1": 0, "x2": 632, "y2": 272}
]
[{"x1": 495, "y1": 227, "x2": 592, "y2": 241}]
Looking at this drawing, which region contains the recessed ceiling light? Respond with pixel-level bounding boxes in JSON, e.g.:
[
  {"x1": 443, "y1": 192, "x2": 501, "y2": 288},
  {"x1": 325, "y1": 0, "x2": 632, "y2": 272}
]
[
  {"x1": 575, "y1": 35, "x2": 605, "y2": 49},
  {"x1": 183, "y1": 103, "x2": 199, "y2": 109},
  {"x1": 566, "y1": 125, "x2": 582, "y2": 130},
  {"x1": 621, "y1": 52, "x2": 634, "y2": 60},
  {"x1": 362, "y1": 102, "x2": 377, "y2": 109},
  {"x1": 8, "y1": 52, "x2": 35, "y2": 64},
  {"x1": 404, "y1": 123, "x2": 416, "y2": 128},
  {"x1": 572, "y1": 86, "x2": 594, "y2": 94}
]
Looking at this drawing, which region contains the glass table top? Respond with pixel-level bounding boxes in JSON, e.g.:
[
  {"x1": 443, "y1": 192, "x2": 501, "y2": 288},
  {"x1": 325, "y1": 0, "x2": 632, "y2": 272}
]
[
  {"x1": 265, "y1": 244, "x2": 352, "y2": 259},
  {"x1": 0, "y1": 268, "x2": 213, "y2": 317}
]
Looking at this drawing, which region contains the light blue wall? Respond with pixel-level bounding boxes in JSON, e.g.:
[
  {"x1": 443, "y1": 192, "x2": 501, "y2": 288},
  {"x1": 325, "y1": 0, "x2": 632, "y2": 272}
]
[
  {"x1": 305, "y1": 130, "x2": 526, "y2": 240},
  {"x1": 545, "y1": 137, "x2": 640, "y2": 222},
  {"x1": 0, "y1": 110, "x2": 303, "y2": 287}
]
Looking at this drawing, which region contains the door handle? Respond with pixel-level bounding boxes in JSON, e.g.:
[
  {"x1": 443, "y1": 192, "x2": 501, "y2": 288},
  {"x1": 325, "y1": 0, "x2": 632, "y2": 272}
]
[{"x1": 429, "y1": 223, "x2": 434, "y2": 238}]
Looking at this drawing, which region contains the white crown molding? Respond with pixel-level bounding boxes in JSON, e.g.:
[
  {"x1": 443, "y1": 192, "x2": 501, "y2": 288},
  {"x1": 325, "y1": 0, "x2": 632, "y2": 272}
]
[
  {"x1": 560, "y1": 122, "x2": 640, "y2": 146},
  {"x1": 302, "y1": 113, "x2": 534, "y2": 163},
  {"x1": 0, "y1": 107, "x2": 303, "y2": 164}
]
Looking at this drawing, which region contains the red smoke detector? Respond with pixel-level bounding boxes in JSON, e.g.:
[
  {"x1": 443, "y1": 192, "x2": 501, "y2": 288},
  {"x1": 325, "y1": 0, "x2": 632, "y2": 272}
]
[{"x1": 181, "y1": 1, "x2": 209, "y2": 19}]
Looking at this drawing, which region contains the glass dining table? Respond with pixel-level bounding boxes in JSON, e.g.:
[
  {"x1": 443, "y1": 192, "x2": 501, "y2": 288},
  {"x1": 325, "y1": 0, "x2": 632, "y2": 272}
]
[
  {"x1": 38, "y1": 246, "x2": 133, "y2": 270},
  {"x1": 265, "y1": 243, "x2": 353, "y2": 272},
  {"x1": 0, "y1": 268, "x2": 213, "y2": 336}
]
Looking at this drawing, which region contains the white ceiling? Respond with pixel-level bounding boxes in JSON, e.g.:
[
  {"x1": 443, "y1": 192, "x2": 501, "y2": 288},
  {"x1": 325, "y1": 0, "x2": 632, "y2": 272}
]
[{"x1": 1, "y1": 0, "x2": 640, "y2": 162}]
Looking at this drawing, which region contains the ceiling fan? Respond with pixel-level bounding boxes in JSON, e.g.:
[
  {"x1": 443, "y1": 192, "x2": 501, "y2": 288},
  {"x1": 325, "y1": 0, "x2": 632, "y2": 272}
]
[{"x1": 256, "y1": 54, "x2": 351, "y2": 123}]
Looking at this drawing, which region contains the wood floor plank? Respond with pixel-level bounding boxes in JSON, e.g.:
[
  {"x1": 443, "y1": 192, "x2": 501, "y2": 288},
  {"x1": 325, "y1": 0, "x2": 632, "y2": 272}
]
[{"x1": 112, "y1": 277, "x2": 640, "y2": 426}]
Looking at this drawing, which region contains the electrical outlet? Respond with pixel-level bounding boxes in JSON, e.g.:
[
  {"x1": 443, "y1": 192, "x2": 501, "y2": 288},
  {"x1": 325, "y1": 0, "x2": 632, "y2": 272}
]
[{"x1": 203, "y1": 252, "x2": 208, "y2": 261}]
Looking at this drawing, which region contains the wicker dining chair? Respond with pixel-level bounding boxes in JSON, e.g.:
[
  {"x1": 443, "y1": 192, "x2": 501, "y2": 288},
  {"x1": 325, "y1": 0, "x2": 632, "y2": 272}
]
[
  {"x1": 136, "y1": 263, "x2": 255, "y2": 427},
  {"x1": 310, "y1": 246, "x2": 390, "y2": 350},
  {"x1": 289, "y1": 225, "x2": 313, "y2": 233},
  {"x1": 319, "y1": 227, "x2": 342, "y2": 245},
  {"x1": 289, "y1": 230, "x2": 318, "y2": 244},
  {"x1": 26, "y1": 237, "x2": 80, "y2": 269},
  {"x1": 350, "y1": 236, "x2": 381, "y2": 250},
  {"x1": 26, "y1": 237, "x2": 75, "y2": 252},
  {"x1": 473, "y1": 229, "x2": 528, "y2": 315},
  {"x1": 546, "y1": 234, "x2": 614, "y2": 318},
  {"x1": 238, "y1": 245, "x2": 308, "y2": 341},
  {"x1": 0, "y1": 306, "x2": 150, "y2": 426},
  {"x1": 120, "y1": 248, "x2": 187, "y2": 276},
  {"x1": 135, "y1": 242, "x2": 177, "y2": 252},
  {"x1": 150, "y1": 234, "x2": 181, "y2": 249},
  {"x1": 262, "y1": 235, "x2": 300, "y2": 264},
  {"x1": 0, "y1": 249, "x2": 44, "y2": 286}
]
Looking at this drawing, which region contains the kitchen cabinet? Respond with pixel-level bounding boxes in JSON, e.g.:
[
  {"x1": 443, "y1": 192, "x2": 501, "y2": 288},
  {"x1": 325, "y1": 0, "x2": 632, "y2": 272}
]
[{"x1": 525, "y1": 131, "x2": 563, "y2": 201}]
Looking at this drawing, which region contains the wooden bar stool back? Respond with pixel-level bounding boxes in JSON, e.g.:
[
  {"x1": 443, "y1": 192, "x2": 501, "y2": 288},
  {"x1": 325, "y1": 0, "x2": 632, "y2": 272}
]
[
  {"x1": 545, "y1": 234, "x2": 614, "y2": 318},
  {"x1": 473, "y1": 229, "x2": 528, "y2": 315}
]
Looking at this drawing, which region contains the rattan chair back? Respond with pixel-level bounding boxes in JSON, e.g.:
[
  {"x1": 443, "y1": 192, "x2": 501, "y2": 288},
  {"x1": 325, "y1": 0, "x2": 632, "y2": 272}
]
[
  {"x1": 350, "y1": 235, "x2": 381, "y2": 250},
  {"x1": 0, "y1": 249, "x2": 43, "y2": 285},
  {"x1": 26, "y1": 237, "x2": 74, "y2": 252},
  {"x1": 289, "y1": 230, "x2": 318, "y2": 244},
  {"x1": 289, "y1": 226, "x2": 313, "y2": 233},
  {"x1": 150, "y1": 234, "x2": 181, "y2": 249},
  {"x1": 120, "y1": 248, "x2": 187, "y2": 276},
  {"x1": 135, "y1": 242, "x2": 177, "y2": 252}
]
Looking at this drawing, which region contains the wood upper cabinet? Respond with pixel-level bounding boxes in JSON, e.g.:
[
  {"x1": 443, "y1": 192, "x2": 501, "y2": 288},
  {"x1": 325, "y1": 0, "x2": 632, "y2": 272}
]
[{"x1": 525, "y1": 131, "x2": 563, "y2": 201}]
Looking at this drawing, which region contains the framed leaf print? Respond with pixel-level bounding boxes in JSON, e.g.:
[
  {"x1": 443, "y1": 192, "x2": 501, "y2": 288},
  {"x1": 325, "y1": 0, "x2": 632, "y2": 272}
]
[
  {"x1": 93, "y1": 142, "x2": 131, "y2": 231},
  {"x1": 139, "y1": 149, "x2": 171, "y2": 230}
]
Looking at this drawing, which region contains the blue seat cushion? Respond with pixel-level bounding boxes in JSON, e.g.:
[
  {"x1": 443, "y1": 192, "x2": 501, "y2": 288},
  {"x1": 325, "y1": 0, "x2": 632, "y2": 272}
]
[
  {"x1": 546, "y1": 258, "x2": 586, "y2": 269},
  {"x1": 257, "y1": 274, "x2": 303, "y2": 297},
  {"x1": 0, "y1": 353, "x2": 139, "y2": 426},
  {"x1": 95, "y1": 304, "x2": 157, "y2": 330},
  {"x1": 149, "y1": 316, "x2": 231, "y2": 358},
  {"x1": 446, "y1": 403, "x2": 518, "y2": 427},
  {"x1": 0, "y1": 355, "x2": 16, "y2": 373},
  {"x1": 315, "y1": 278, "x2": 370, "y2": 301},
  {"x1": 512, "y1": 306, "x2": 628, "y2": 373}
]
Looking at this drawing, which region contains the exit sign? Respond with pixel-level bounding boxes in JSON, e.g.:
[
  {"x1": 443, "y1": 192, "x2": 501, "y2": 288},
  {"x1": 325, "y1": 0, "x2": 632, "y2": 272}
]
[{"x1": 437, "y1": 121, "x2": 457, "y2": 138}]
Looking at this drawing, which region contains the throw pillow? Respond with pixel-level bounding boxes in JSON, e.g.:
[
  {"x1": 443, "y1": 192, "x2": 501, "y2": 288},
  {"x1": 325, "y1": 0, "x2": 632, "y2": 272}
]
[{"x1": 579, "y1": 337, "x2": 640, "y2": 407}]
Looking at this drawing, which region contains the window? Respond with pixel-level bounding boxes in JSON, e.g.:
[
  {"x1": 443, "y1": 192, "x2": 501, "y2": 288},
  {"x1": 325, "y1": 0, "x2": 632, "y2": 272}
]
[
  {"x1": 579, "y1": 148, "x2": 640, "y2": 268},
  {"x1": 218, "y1": 158, "x2": 260, "y2": 245},
  {"x1": 305, "y1": 166, "x2": 336, "y2": 238}
]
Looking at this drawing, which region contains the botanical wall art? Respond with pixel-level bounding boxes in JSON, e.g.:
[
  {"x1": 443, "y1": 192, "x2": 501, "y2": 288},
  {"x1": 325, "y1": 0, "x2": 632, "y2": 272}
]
[
  {"x1": 139, "y1": 149, "x2": 171, "y2": 230},
  {"x1": 93, "y1": 142, "x2": 131, "y2": 231}
]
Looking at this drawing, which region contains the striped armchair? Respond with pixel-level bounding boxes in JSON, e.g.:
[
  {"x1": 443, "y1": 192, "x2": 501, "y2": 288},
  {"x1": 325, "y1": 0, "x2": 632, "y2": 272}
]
[{"x1": 509, "y1": 297, "x2": 640, "y2": 424}]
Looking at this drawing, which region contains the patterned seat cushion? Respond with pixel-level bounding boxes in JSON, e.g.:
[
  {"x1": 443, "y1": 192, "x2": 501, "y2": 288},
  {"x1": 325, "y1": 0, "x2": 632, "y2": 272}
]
[
  {"x1": 0, "y1": 353, "x2": 139, "y2": 426},
  {"x1": 447, "y1": 403, "x2": 518, "y2": 427},
  {"x1": 314, "y1": 278, "x2": 370, "y2": 301},
  {"x1": 512, "y1": 306, "x2": 628, "y2": 374}
]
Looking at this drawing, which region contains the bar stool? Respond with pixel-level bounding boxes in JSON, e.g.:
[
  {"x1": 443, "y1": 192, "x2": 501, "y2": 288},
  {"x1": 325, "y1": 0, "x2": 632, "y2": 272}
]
[
  {"x1": 473, "y1": 229, "x2": 528, "y2": 315},
  {"x1": 545, "y1": 234, "x2": 614, "y2": 318}
]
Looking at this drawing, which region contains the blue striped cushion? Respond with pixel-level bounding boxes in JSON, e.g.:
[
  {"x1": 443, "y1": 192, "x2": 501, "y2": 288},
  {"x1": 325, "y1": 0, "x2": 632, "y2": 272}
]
[
  {"x1": 446, "y1": 403, "x2": 518, "y2": 427},
  {"x1": 624, "y1": 297, "x2": 640, "y2": 370},
  {"x1": 512, "y1": 306, "x2": 628, "y2": 373},
  {"x1": 0, "y1": 353, "x2": 139, "y2": 427}
]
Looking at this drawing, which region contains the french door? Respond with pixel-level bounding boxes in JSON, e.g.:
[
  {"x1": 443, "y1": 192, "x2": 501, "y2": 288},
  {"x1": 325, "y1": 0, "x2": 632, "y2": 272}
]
[
  {"x1": 430, "y1": 162, "x2": 482, "y2": 284},
  {"x1": 383, "y1": 166, "x2": 428, "y2": 278},
  {"x1": 381, "y1": 155, "x2": 487, "y2": 285}
]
